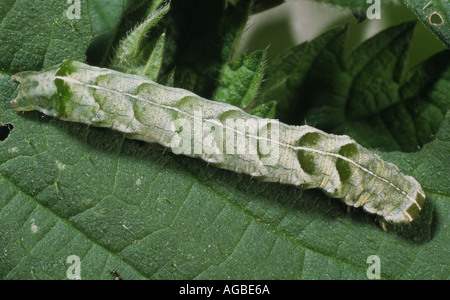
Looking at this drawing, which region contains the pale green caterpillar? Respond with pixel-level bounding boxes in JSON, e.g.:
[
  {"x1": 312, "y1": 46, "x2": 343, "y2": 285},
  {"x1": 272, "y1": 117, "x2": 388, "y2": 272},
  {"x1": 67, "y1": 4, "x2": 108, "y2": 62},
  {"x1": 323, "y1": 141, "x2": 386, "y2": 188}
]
[{"x1": 10, "y1": 60, "x2": 425, "y2": 228}]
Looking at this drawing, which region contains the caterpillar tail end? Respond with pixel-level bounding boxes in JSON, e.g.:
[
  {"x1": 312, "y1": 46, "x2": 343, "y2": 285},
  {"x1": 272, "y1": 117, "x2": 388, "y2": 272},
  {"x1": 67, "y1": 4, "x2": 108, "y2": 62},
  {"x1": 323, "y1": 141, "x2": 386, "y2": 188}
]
[{"x1": 405, "y1": 186, "x2": 426, "y2": 223}]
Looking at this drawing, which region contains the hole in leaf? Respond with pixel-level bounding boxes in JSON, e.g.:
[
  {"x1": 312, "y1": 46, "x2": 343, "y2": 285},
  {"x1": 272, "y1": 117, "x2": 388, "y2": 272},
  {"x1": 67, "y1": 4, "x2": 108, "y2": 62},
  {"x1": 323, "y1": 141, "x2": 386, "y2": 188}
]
[
  {"x1": 0, "y1": 123, "x2": 14, "y2": 141},
  {"x1": 429, "y1": 12, "x2": 444, "y2": 26}
]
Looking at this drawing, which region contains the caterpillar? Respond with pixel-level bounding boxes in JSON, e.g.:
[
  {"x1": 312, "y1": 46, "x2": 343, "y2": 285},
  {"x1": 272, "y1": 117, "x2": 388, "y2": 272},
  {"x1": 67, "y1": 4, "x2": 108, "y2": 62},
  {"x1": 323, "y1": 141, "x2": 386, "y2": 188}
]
[{"x1": 10, "y1": 60, "x2": 425, "y2": 227}]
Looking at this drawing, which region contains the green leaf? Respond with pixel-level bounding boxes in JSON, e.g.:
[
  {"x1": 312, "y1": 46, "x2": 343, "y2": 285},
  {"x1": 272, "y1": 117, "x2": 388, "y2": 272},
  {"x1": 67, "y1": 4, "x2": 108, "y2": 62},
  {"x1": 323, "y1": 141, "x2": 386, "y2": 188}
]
[
  {"x1": 404, "y1": 0, "x2": 450, "y2": 48},
  {"x1": 88, "y1": 0, "x2": 130, "y2": 37},
  {"x1": 86, "y1": 0, "x2": 130, "y2": 66},
  {"x1": 248, "y1": 101, "x2": 277, "y2": 118},
  {"x1": 212, "y1": 50, "x2": 267, "y2": 109},
  {"x1": 1, "y1": 0, "x2": 449, "y2": 280},
  {"x1": 88, "y1": 0, "x2": 164, "y2": 67},
  {"x1": 210, "y1": 48, "x2": 277, "y2": 118},
  {"x1": 0, "y1": 0, "x2": 93, "y2": 73},
  {"x1": 160, "y1": 0, "x2": 252, "y2": 98},
  {"x1": 1, "y1": 69, "x2": 449, "y2": 278},
  {"x1": 258, "y1": 22, "x2": 450, "y2": 152},
  {"x1": 110, "y1": 2, "x2": 169, "y2": 72},
  {"x1": 379, "y1": 111, "x2": 450, "y2": 253},
  {"x1": 256, "y1": 26, "x2": 346, "y2": 120},
  {"x1": 141, "y1": 32, "x2": 166, "y2": 81}
]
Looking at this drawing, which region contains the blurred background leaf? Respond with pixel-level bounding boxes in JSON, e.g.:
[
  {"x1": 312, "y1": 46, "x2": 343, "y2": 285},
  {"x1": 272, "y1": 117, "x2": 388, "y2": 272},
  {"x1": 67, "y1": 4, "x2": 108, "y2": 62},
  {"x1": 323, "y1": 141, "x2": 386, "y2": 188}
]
[{"x1": 404, "y1": 0, "x2": 450, "y2": 48}]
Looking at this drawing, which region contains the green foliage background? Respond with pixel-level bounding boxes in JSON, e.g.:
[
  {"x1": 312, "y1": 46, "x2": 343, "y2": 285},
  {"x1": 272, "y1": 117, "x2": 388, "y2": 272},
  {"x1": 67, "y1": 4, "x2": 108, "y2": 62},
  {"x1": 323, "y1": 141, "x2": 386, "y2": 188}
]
[{"x1": 0, "y1": 0, "x2": 449, "y2": 279}]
